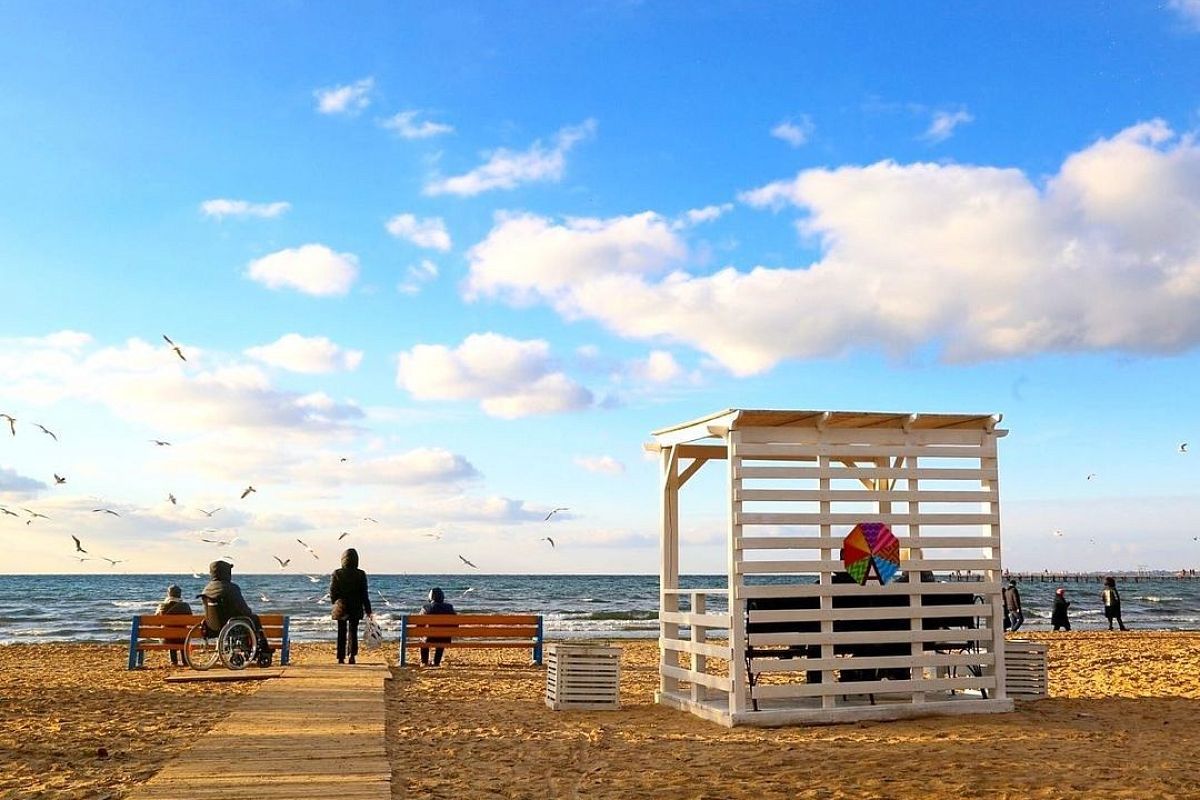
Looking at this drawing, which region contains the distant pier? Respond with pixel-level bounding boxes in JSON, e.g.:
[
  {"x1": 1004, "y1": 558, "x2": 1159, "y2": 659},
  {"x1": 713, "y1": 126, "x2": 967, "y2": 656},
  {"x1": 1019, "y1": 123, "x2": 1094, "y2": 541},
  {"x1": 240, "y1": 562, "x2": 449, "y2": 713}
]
[{"x1": 949, "y1": 571, "x2": 1200, "y2": 584}]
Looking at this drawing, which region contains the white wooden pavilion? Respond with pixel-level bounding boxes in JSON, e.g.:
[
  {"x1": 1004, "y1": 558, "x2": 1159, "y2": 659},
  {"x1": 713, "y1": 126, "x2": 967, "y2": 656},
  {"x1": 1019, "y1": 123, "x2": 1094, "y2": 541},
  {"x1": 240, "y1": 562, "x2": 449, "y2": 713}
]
[{"x1": 647, "y1": 409, "x2": 1013, "y2": 727}]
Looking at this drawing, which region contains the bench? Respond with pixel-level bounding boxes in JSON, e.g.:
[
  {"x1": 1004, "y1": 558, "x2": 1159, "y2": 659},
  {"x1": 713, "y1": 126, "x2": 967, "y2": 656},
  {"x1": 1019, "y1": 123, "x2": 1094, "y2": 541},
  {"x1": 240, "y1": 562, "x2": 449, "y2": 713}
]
[
  {"x1": 398, "y1": 614, "x2": 543, "y2": 667},
  {"x1": 127, "y1": 614, "x2": 290, "y2": 669}
]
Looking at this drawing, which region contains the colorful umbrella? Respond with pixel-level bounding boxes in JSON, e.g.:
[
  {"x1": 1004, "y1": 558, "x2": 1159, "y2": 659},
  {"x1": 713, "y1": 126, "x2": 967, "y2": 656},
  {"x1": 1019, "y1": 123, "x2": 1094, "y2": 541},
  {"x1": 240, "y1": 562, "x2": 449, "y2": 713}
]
[{"x1": 841, "y1": 522, "x2": 901, "y2": 585}]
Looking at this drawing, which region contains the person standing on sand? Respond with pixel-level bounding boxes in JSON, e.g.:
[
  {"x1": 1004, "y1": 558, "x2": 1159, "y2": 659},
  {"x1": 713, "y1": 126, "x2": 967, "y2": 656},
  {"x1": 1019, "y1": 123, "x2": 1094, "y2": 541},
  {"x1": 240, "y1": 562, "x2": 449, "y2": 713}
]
[
  {"x1": 329, "y1": 548, "x2": 372, "y2": 665},
  {"x1": 1051, "y1": 587, "x2": 1071, "y2": 631},
  {"x1": 155, "y1": 584, "x2": 192, "y2": 666},
  {"x1": 1100, "y1": 576, "x2": 1128, "y2": 631},
  {"x1": 419, "y1": 587, "x2": 456, "y2": 667},
  {"x1": 1003, "y1": 580, "x2": 1024, "y2": 632}
]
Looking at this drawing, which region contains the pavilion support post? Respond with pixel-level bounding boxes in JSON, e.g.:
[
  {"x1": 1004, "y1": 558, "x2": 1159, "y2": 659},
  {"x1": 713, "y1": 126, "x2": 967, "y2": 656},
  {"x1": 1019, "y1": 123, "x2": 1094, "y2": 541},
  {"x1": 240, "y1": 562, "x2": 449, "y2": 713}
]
[
  {"x1": 727, "y1": 431, "x2": 748, "y2": 715},
  {"x1": 982, "y1": 438, "x2": 1007, "y2": 701},
  {"x1": 818, "y1": 453, "x2": 835, "y2": 709},
  {"x1": 660, "y1": 445, "x2": 681, "y2": 696},
  {"x1": 690, "y1": 591, "x2": 708, "y2": 702}
]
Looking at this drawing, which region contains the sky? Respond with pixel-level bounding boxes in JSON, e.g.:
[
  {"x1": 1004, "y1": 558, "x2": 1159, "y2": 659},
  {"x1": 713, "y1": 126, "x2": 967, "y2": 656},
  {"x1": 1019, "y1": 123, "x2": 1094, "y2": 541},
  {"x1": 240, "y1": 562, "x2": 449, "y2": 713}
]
[{"x1": 2, "y1": 2, "x2": 1200, "y2": 575}]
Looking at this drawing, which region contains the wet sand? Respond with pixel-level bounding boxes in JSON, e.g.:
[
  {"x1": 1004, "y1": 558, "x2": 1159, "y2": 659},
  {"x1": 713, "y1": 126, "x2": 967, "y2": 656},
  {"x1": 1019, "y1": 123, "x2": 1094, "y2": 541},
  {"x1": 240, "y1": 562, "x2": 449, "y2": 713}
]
[{"x1": 2, "y1": 633, "x2": 1198, "y2": 799}]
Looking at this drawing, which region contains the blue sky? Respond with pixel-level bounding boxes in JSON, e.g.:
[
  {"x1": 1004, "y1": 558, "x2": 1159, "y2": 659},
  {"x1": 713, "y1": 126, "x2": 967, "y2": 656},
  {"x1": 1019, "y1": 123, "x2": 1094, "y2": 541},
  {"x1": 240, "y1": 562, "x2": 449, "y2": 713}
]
[{"x1": 2, "y1": 2, "x2": 1199, "y2": 574}]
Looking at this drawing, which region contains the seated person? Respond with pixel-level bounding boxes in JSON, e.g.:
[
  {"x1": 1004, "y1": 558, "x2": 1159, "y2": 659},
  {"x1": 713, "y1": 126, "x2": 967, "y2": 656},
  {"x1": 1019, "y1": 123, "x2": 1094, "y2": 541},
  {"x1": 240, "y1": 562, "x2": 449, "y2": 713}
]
[
  {"x1": 156, "y1": 584, "x2": 193, "y2": 667},
  {"x1": 418, "y1": 587, "x2": 456, "y2": 667},
  {"x1": 200, "y1": 560, "x2": 271, "y2": 662}
]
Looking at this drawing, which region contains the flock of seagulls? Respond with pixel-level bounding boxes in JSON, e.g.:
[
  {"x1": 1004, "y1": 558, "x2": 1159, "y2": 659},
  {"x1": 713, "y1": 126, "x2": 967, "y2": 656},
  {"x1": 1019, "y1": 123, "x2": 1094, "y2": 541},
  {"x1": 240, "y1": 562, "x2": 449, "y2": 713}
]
[{"x1": 1, "y1": 332, "x2": 574, "y2": 576}]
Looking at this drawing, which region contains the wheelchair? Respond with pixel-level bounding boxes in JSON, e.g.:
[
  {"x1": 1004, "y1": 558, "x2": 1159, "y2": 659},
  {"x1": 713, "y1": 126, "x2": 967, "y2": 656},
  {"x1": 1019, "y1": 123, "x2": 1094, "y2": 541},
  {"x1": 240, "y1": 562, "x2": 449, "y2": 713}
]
[{"x1": 183, "y1": 596, "x2": 260, "y2": 671}]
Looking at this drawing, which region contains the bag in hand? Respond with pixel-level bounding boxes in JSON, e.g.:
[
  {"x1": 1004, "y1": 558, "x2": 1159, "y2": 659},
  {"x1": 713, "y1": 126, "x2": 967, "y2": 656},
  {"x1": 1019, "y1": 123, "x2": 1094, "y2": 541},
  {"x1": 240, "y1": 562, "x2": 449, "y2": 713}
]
[{"x1": 363, "y1": 617, "x2": 383, "y2": 651}]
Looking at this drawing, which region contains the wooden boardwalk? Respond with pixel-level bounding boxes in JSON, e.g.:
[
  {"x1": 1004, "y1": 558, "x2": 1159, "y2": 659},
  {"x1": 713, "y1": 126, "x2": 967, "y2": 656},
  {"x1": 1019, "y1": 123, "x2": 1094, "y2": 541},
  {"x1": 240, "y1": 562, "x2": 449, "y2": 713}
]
[{"x1": 127, "y1": 664, "x2": 391, "y2": 800}]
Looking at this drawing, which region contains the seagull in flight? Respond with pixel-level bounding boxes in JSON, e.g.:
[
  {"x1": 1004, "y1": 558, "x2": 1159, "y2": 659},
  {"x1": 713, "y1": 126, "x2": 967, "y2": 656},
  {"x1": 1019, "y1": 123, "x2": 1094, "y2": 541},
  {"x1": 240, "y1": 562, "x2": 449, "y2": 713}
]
[
  {"x1": 422, "y1": 531, "x2": 443, "y2": 540},
  {"x1": 0, "y1": 507, "x2": 18, "y2": 517},
  {"x1": 1086, "y1": 473, "x2": 1096, "y2": 481},
  {"x1": 1052, "y1": 529, "x2": 1064, "y2": 537},
  {"x1": 376, "y1": 589, "x2": 393, "y2": 607},
  {"x1": 337, "y1": 532, "x2": 349, "y2": 541},
  {"x1": 201, "y1": 535, "x2": 239, "y2": 547},
  {"x1": 240, "y1": 485, "x2": 256, "y2": 499},
  {"x1": 198, "y1": 508, "x2": 222, "y2": 518},
  {"x1": 92, "y1": 508, "x2": 120, "y2": 516},
  {"x1": 458, "y1": 555, "x2": 479, "y2": 569},
  {"x1": 544, "y1": 507, "x2": 569, "y2": 521},
  {"x1": 541, "y1": 537, "x2": 555, "y2": 548},
  {"x1": 461, "y1": 587, "x2": 475, "y2": 598},
  {"x1": 1180, "y1": 443, "x2": 1189, "y2": 453},
  {"x1": 259, "y1": 593, "x2": 271, "y2": 603},
  {"x1": 162, "y1": 334, "x2": 186, "y2": 362},
  {"x1": 363, "y1": 517, "x2": 378, "y2": 524},
  {"x1": 24, "y1": 509, "x2": 50, "y2": 520},
  {"x1": 72, "y1": 535, "x2": 87, "y2": 554},
  {"x1": 191, "y1": 571, "x2": 203, "y2": 579},
  {"x1": 150, "y1": 439, "x2": 172, "y2": 447},
  {"x1": 0, "y1": 414, "x2": 15, "y2": 436},
  {"x1": 273, "y1": 555, "x2": 291, "y2": 569},
  {"x1": 340, "y1": 457, "x2": 348, "y2": 463},
  {"x1": 34, "y1": 424, "x2": 57, "y2": 441},
  {"x1": 306, "y1": 575, "x2": 320, "y2": 583},
  {"x1": 101, "y1": 557, "x2": 123, "y2": 566},
  {"x1": 297, "y1": 539, "x2": 319, "y2": 559},
  {"x1": 54, "y1": 474, "x2": 66, "y2": 485},
  {"x1": 168, "y1": 493, "x2": 177, "y2": 505}
]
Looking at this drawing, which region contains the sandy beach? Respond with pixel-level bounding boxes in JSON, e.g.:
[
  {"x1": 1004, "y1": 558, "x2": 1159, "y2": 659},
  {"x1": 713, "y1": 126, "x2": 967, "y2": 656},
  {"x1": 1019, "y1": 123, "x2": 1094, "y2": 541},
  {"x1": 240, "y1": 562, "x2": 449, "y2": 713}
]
[{"x1": 2, "y1": 633, "x2": 1199, "y2": 799}]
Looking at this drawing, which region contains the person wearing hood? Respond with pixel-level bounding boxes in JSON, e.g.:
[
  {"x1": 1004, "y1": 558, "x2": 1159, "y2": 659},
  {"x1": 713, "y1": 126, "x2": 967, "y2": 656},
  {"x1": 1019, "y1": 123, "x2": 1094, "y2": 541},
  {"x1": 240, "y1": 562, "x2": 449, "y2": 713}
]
[
  {"x1": 156, "y1": 584, "x2": 193, "y2": 666},
  {"x1": 201, "y1": 560, "x2": 268, "y2": 655},
  {"x1": 329, "y1": 548, "x2": 372, "y2": 664},
  {"x1": 419, "y1": 587, "x2": 456, "y2": 667},
  {"x1": 1051, "y1": 587, "x2": 1071, "y2": 632},
  {"x1": 1003, "y1": 580, "x2": 1024, "y2": 632}
]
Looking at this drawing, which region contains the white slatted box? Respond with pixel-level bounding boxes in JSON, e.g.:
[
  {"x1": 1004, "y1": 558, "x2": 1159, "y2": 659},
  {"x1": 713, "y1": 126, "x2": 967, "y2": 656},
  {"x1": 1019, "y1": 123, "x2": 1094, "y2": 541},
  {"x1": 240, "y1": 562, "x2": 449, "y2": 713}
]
[
  {"x1": 1004, "y1": 640, "x2": 1048, "y2": 700},
  {"x1": 545, "y1": 644, "x2": 621, "y2": 711}
]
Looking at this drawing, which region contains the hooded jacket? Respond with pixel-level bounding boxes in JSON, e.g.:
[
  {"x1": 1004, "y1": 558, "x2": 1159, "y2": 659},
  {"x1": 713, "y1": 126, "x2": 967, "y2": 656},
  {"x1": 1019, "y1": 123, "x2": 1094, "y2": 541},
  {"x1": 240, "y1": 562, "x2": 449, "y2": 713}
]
[
  {"x1": 200, "y1": 560, "x2": 255, "y2": 627},
  {"x1": 330, "y1": 548, "x2": 372, "y2": 621},
  {"x1": 420, "y1": 587, "x2": 456, "y2": 615}
]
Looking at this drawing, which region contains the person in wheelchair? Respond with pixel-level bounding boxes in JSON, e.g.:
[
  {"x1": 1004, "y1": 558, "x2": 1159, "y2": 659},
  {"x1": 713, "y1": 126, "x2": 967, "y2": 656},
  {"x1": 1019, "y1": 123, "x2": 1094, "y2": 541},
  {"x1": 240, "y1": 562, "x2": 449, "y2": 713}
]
[{"x1": 200, "y1": 560, "x2": 272, "y2": 666}]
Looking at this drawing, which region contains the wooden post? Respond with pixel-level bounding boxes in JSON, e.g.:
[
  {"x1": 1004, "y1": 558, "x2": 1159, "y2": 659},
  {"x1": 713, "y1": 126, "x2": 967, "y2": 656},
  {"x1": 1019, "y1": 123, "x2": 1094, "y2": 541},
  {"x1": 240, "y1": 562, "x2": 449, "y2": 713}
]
[
  {"x1": 127, "y1": 616, "x2": 141, "y2": 670},
  {"x1": 533, "y1": 617, "x2": 544, "y2": 665},
  {"x1": 281, "y1": 617, "x2": 291, "y2": 666},
  {"x1": 727, "y1": 431, "x2": 748, "y2": 715},
  {"x1": 905, "y1": 454, "x2": 925, "y2": 703},
  {"x1": 983, "y1": 437, "x2": 1007, "y2": 701},
  {"x1": 818, "y1": 453, "x2": 834, "y2": 709},
  {"x1": 660, "y1": 445, "x2": 680, "y2": 696},
  {"x1": 691, "y1": 591, "x2": 707, "y2": 702},
  {"x1": 399, "y1": 614, "x2": 408, "y2": 667}
]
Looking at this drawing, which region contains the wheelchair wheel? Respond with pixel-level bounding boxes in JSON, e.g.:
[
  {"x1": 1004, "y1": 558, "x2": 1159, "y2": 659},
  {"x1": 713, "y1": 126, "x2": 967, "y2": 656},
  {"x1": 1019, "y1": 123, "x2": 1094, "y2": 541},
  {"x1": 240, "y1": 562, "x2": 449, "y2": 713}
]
[
  {"x1": 183, "y1": 622, "x2": 220, "y2": 671},
  {"x1": 219, "y1": 618, "x2": 259, "y2": 671}
]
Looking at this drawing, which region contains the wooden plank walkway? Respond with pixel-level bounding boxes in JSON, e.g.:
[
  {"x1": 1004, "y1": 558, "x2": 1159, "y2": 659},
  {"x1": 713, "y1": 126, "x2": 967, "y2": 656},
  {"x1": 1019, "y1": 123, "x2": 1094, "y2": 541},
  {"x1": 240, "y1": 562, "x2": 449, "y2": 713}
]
[{"x1": 127, "y1": 664, "x2": 391, "y2": 800}]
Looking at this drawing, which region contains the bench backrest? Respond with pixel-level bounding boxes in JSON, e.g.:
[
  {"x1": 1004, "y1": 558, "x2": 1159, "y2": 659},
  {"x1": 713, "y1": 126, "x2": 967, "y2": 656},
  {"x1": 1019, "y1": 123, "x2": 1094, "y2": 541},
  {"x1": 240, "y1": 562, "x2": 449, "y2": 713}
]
[
  {"x1": 128, "y1": 614, "x2": 290, "y2": 669},
  {"x1": 399, "y1": 614, "x2": 543, "y2": 666}
]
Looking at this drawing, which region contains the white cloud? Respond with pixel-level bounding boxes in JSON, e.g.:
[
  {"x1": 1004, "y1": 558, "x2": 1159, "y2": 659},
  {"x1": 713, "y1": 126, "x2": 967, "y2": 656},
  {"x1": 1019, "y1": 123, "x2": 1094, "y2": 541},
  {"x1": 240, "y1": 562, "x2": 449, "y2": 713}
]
[
  {"x1": 673, "y1": 203, "x2": 733, "y2": 230},
  {"x1": 396, "y1": 333, "x2": 593, "y2": 418},
  {"x1": 1169, "y1": 0, "x2": 1200, "y2": 28},
  {"x1": 424, "y1": 119, "x2": 596, "y2": 196},
  {"x1": 381, "y1": 110, "x2": 454, "y2": 139},
  {"x1": 923, "y1": 109, "x2": 974, "y2": 142},
  {"x1": 465, "y1": 211, "x2": 686, "y2": 304},
  {"x1": 397, "y1": 259, "x2": 440, "y2": 296},
  {"x1": 245, "y1": 334, "x2": 364, "y2": 374},
  {"x1": 200, "y1": 199, "x2": 291, "y2": 220},
  {"x1": 629, "y1": 350, "x2": 684, "y2": 384},
  {"x1": 385, "y1": 214, "x2": 452, "y2": 251},
  {"x1": 246, "y1": 244, "x2": 359, "y2": 297},
  {"x1": 574, "y1": 455, "x2": 625, "y2": 476},
  {"x1": 770, "y1": 116, "x2": 814, "y2": 147},
  {"x1": 465, "y1": 120, "x2": 1200, "y2": 374},
  {"x1": 314, "y1": 77, "x2": 374, "y2": 115}
]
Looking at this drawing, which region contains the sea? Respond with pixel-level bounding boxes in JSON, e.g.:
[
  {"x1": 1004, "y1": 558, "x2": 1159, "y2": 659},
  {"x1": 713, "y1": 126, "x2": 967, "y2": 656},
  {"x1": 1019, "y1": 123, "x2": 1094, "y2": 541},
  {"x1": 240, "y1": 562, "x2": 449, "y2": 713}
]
[{"x1": 1, "y1": 573, "x2": 1198, "y2": 645}]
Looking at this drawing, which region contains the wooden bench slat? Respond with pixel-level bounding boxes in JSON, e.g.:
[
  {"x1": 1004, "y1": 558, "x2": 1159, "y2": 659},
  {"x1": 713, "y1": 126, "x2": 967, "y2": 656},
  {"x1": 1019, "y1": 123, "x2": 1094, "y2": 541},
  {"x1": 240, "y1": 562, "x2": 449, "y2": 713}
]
[
  {"x1": 403, "y1": 618, "x2": 535, "y2": 628},
  {"x1": 401, "y1": 641, "x2": 542, "y2": 650},
  {"x1": 405, "y1": 626, "x2": 539, "y2": 639},
  {"x1": 129, "y1": 614, "x2": 291, "y2": 669}
]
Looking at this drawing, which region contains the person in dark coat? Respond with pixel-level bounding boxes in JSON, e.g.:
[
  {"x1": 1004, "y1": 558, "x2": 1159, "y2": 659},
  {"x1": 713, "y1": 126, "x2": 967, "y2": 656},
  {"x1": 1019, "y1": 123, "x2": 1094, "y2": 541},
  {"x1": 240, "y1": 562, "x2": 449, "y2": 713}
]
[
  {"x1": 1051, "y1": 587, "x2": 1071, "y2": 632},
  {"x1": 156, "y1": 584, "x2": 192, "y2": 666},
  {"x1": 1003, "y1": 580, "x2": 1024, "y2": 632},
  {"x1": 1100, "y1": 576, "x2": 1128, "y2": 631},
  {"x1": 419, "y1": 587, "x2": 456, "y2": 667},
  {"x1": 200, "y1": 560, "x2": 268, "y2": 653},
  {"x1": 330, "y1": 548, "x2": 372, "y2": 664}
]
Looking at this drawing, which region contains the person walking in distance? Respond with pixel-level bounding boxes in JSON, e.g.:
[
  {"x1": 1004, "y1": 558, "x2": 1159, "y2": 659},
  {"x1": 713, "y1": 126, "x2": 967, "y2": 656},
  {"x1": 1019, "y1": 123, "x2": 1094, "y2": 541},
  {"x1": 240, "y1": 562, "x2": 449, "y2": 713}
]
[
  {"x1": 330, "y1": 548, "x2": 372, "y2": 664},
  {"x1": 1003, "y1": 580, "x2": 1025, "y2": 632},
  {"x1": 1051, "y1": 587, "x2": 1071, "y2": 632},
  {"x1": 1100, "y1": 576, "x2": 1128, "y2": 631}
]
